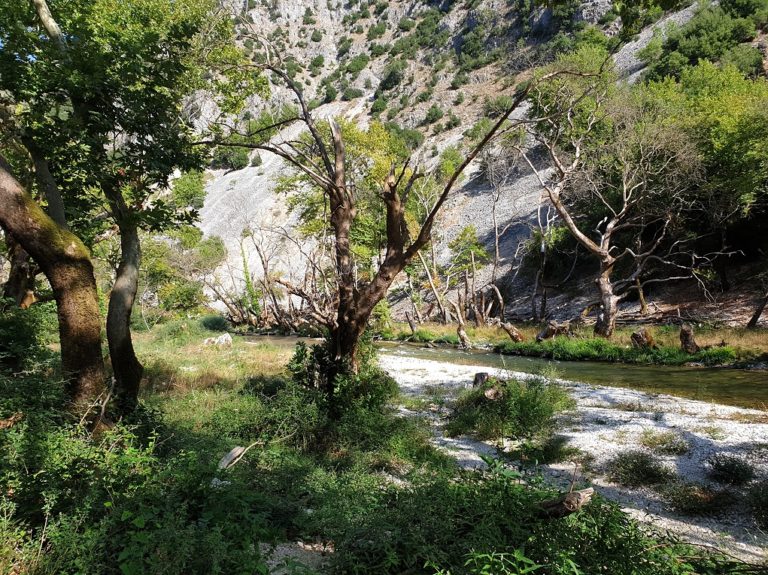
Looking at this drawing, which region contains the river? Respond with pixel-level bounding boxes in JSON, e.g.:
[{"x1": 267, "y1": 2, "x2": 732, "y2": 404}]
[{"x1": 247, "y1": 336, "x2": 768, "y2": 409}]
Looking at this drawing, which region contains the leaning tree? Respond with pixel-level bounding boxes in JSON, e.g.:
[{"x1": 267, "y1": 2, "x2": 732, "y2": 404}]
[{"x1": 0, "y1": 0, "x2": 255, "y2": 412}]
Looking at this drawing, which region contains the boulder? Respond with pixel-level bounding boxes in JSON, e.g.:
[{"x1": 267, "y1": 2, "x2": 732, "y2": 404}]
[{"x1": 204, "y1": 332, "x2": 233, "y2": 347}]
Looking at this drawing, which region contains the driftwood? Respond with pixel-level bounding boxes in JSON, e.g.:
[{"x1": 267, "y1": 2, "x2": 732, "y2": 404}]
[
  {"x1": 630, "y1": 328, "x2": 657, "y2": 350},
  {"x1": 538, "y1": 488, "x2": 594, "y2": 519},
  {"x1": 536, "y1": 321, "x2": 571, "y2": 342},
  {"x1": 680, "y1": 323, "x2": 700, "y2": 354},
  {"x1": 501, "y1": 322, "x2": 525, "y2": 343},
  {"x1": 457, "y1": 325, "x2": 471, "y2": 350},
  {"x1": 0, "y1": 412, "x2": 22, "y2": 430}
]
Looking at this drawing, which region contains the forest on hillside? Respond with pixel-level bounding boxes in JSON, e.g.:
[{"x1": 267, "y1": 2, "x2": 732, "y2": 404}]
[{"x1": 1, "y1": 0, "x2": 768, "y2": 573}]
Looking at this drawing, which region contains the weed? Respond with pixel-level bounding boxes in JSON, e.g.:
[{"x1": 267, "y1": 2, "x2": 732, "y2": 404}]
[
  {"x1": 607, "y1": 450, "x2": 675, "y2": 486},
  {"x1": 661, "y1": 482, "x2": 734, "y2": 516},
  {"x1": 747, "y1": 480, "x2": 768, "y2": 529},
  {"x1": 706, "y1": 454, "x2": 756, "y2": 486},
  {"x1": 695, "y1": 425, "x2": 726, "y2": 440},
  {"x1": 639, "y1": 430, "x2": 690, "y2": 455},
  {"x1": 446, "y1": 373, "x2": 574, "y2": 441}
]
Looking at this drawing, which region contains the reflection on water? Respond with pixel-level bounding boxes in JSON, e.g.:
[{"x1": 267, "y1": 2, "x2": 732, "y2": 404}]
[
  {"x1": 242, "y1": 336, "x2": 768, "y2": 409},
  {"x1": 376, "y1": 342, "x2": 768, "y2": 410}
]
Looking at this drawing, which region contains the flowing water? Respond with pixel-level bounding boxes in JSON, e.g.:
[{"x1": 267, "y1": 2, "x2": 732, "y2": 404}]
[
  {"x1": 245, "y1": 336, "x2": 768, "y2": 409},
  {"x1": 377, "y1": 342, "x2": 768, "y2": 409}
]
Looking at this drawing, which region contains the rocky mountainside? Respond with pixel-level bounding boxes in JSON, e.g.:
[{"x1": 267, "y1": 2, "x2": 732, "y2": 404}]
[{"x1": 197, "y1": 0, "x2": 713, "y2": 322}]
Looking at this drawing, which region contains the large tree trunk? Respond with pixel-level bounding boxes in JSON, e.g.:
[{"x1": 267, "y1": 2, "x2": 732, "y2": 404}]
[
  {"x1": 0, "y1": 158, "x2": 105, "y2": 408},
  {"x1": 106, "y1": 219, "x2": 143, "y2": 414},
  {"x1": 594, "y1": 265, "x2": 619, "y2": 338}
]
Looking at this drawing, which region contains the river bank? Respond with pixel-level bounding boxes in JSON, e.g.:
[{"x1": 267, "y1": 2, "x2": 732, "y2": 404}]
[{"x1": 379, "y1": 353, "x2": 768, "y2": 563}]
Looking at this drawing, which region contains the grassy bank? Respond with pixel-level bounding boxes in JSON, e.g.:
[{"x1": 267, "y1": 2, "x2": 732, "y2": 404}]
[
  {"x1": 387, "y1": 321, "x2": 765, "y2": 366},
  {"x1": 1, "y1": 318, "x2": 761, "y2": 574}
]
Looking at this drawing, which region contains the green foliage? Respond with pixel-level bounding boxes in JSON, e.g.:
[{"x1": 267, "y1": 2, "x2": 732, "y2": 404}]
[
  {"x1": 639, "y1": 430, "x2": 690, "y2": 455},
  {"x1": 706, "y1": 453, "x2": 756, "y2": 485},
  {"x1": 446, "y1": 373, "x2": 574, "y2": 441},
  {"x1": 644, "y1": 4, "x2": 760, "y2": 80},
  {"x1": 172, "y1": 170, "x2": 206, "y2": 209},
  {"x1": 0, "y1": 300, "x2": 57, "y2": 367},
  {"x1": 310, "y1": 28, "x2": 322, "y2": 42},
  {"x1": 342, "y1": 87, "x2": 364, "y2": 100},
  {"x1": 211, "y1": 145, "x2": 250, "y2": 171},
  {"x1": 660, "y1": 482, "x2": 734, "y2": 516},
  {"x1": 748, "y1": 480, "x2": 768, "y2": 528},
  {"x1": 447, "y1": 225, "x2": 490, "y2": 279},
  {"x1": 423, "y1": 104, "x2": 444, "y2": 125},
  {"x1": 496, "y1": 337, "x2": 739, "y2": 366},
  {"x1": 607, "y1": 450, "x2": 675, "y2": 486}
]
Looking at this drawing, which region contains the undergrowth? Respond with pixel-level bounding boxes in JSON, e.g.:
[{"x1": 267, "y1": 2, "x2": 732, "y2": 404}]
[
  {"x1": 496, "y1": 336, "x2": 738, "y2": 366},
  {"x1": 0, "y1": 320, "x2": 755, "y2": 574},
  {"x1": 446, "y1": 372, "x2": 574, "y2": 441}
]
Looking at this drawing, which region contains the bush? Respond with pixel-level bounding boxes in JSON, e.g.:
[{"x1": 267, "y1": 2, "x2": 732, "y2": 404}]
[
  {"x1": 639, "y1": 430, "x2": 690, "y2": 455},
  {"x1": 422, "y1": 104, "x2": 444, "y2": 125},
  {"x1": 661, "y1": 481, "x2": 734, "y2": 515},
  {"x1": 0, "y1": 299, "x2": 57, "y2": 367},
  {"x1": 342, "y1": 87, "x2": 364, "y2": 101},
  {"x1": 211, "y1": 145, "x2": 250, "y2": 171},
  {"x1": 607, "y1": 450, "x2": 674, "y2": 487},
  {"x1": 748, "y1": 480, "x2": 768, "y2": 528},
  {"x1": 171, "y1": 170, "x2": 206, "y2": 209},
  {"x1": 706, "y1": 453, "x2": 756, "y2": 485},
  {"x1": 200, "y1": 314, "x2": 229, "y2": 332},
  {"x1": 446, "y1": 373, "x2": 574, "y2": 441}
]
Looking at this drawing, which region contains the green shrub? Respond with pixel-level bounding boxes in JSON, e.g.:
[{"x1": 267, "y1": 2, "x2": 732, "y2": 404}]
[
  {"x1": 171, "y1": 170, "x2": 206, "y2": 209},
  {"x1": 748, "y1": 480, "x2": 768, "y2": 528},
  {"x1": 495, "y1": 337, "x2": 738, "y2": 366},
  {"x1": 342, "y1": 87, "x2": 364, "y2": 101},
  {"x1": 607, "y1": 450, "x2": 674, "y2": 486},
  {"x1": 210, "y1": 145, "x2": 250, "y2": 171},
  {"x1": 660, "y1": 481, "x2": 734, "y2": 515},
  {"x1": 706, "y1": 453, "x2": 756, "y2": 485},
  {"x1": 0, "y1": 299, "x2": 57, "y2": 367},
  {"x1": 639, "y1": 430, "x2": 690, "y2": 455},
  {"x1": 446, "y1": 373, "x2": 574, "y2": 441},
  {"x1": 200, "y1": 314, "x2": 229, "y2": 332},
  {"x1": 423, "y1": 104, "x2": 444, "y2": 125}
]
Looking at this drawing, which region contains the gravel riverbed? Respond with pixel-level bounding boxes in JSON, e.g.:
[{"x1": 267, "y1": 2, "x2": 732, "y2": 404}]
[{"x1": 379, "y1": 353, "x2": 768, "y2": 563}]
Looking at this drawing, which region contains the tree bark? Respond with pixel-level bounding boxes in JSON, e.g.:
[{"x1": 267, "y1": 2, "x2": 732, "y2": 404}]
[
  {"x1": 594, "y1": 264, "x2": 619, "y2": 338},
  {"x1": 0, "y1": 157, "x2": 105, "y2": 407},
  {"x1": 747, "y1": 291, "x2": 768, "y2": 329},
  {"x1": 105, "y1": 208, "x2": 143, "y2": 414}
]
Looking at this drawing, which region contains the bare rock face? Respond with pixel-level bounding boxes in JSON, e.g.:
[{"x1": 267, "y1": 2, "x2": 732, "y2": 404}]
[
  {"x1": 575, "y1": 0, "x2": 614, "y2": 24},
  {"x1": 630, "y1": 328, "x2": 657, "y2": 350},
  {"x1": 680, "y1": 323, "x2": 700, "y2": 354}
]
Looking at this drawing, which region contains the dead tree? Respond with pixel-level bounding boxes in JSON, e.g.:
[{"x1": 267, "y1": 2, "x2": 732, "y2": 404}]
[
  {"x1": 204, "y1": 62, "x2": 570, "y2": 402},
  {"x1": 516, "y1": 75, "x2": 703, "y2": 337}
]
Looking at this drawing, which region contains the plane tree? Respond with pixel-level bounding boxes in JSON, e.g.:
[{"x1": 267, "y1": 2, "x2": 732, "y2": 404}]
[{"x1": 0, "y1": 0, "x2": 254, "y2": 412}]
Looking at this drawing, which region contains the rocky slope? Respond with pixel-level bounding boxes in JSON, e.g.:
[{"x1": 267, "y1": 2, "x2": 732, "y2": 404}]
[{"x1": 197, "y1": 0, "x2": 730, "y2": 323}]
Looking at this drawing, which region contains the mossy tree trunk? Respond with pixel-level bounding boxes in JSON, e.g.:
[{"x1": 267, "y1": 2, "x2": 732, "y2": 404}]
[{"x1": 0, "y1": 157, "x2": 105, "y2": 408}]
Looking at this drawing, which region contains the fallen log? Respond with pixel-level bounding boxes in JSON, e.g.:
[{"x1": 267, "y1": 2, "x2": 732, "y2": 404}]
[
  {"x1": 538, "y1": 488, "x2": 594, "y2": 519},
  {"x1": 501, "y1": 322, "x2": 525, "y2": 343}
]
